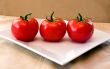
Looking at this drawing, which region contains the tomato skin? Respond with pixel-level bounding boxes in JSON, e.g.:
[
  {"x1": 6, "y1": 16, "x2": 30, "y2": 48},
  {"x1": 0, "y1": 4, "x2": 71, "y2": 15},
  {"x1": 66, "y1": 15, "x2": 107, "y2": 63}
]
[
  {"x1": 67, "y1": 19, "x2": 94, "y2": 43},
  {"x1": 40, "y1": 19, "x2": 66, "y2": 42},
  {"x1": 11, "y1": 18, "x2": 39, "y2": 41}
]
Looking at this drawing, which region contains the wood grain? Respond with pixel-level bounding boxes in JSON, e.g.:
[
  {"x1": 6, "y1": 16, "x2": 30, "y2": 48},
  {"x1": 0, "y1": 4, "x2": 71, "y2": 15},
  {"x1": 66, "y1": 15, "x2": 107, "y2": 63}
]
[{"x1": 0, "y1": 16, "x2": 110, "y2": 69}]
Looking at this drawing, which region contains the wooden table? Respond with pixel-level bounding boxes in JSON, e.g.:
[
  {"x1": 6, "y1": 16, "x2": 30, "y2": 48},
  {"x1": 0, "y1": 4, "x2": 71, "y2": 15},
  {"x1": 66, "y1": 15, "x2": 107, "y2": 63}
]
[{"x1": 0, "y1": 15, "x2": 110, "y2": 69}]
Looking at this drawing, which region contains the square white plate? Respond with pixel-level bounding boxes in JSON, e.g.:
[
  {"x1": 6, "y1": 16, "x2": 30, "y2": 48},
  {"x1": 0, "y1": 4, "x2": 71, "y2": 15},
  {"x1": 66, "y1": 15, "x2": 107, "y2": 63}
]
[{"x1": 0, "y1": 19, "x2": 110, "y2": 65}]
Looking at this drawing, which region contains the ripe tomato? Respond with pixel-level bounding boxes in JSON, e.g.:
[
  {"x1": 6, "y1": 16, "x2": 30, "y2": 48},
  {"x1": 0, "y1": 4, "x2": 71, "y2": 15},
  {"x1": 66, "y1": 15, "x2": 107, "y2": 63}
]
[
  {"x1": 40, "y1": 12, "x2": 66, "y2": 42},
  {"x1": 67, "y1": 13, "x2": 94, "y2": 43},
  {"x1": 11, "y1": 13, "x2": 39, "y2": 41}
]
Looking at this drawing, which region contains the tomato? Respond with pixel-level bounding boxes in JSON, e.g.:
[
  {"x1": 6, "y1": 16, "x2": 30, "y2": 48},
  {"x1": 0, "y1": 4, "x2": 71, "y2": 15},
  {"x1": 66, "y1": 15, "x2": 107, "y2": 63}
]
[
  {"x1": 11, "y1": 13, "x2": 39, "y2": 41},
  {"x1": 67, "y1": 13, "x2": 94, "y2": 43},
  {"x1": 40, "y1": 12, "x2": 66, "y2": 42}
]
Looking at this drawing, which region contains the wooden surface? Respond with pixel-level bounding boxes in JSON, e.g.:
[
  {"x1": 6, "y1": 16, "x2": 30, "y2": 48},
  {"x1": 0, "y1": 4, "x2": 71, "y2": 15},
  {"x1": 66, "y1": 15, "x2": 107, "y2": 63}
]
[{"x1": 0, "y1": 15, "x2": 110, "y2": 69}]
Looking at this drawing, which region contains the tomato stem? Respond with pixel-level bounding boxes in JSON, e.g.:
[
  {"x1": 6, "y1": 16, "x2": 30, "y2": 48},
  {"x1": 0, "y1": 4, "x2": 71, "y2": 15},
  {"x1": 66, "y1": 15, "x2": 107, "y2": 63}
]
[
  {"x1": 20, "y1": 13, "x2": 32, "y2": 20},
  {"x1": 20, "y1": 16, "x2": 24, "y2": 20},
  {"x1": 79, "y1": 13, "x2": 83, "y2": 21},
  {"x1": 25, "y1": 13, "x2": 32, "y2": 20},
  {"x1": 46, "y1": 11, "x2": 55, "y2": 22},
  {"x1": 77, "y1": 13, "x2": 84, "y2": 22}
]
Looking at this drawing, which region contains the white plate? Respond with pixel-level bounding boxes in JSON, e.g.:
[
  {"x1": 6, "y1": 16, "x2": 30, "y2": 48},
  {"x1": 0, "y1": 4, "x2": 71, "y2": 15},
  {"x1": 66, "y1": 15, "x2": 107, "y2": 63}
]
[{"x1": 0, "y1": 19, "x2": 110, "y2": 65}]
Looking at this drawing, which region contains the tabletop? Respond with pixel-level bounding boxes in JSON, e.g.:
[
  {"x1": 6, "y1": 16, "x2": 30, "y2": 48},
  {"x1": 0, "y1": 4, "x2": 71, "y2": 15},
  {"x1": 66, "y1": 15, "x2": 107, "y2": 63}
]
[{"x1": 0, "y1": 15, "x2": 110, "y2": 69}]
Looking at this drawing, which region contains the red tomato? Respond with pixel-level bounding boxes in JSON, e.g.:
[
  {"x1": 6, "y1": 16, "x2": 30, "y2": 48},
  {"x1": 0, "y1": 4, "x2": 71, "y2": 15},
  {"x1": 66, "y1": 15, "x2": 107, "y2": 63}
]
[
  {"x1": 67, "y1": 13, "x2": 94, "y2": 43},
  {"x1": 11, "y1": 13, "x2": 39, "y2": 41},
  {"x1": 40, "y1": 12, "x2": 66, "y2": 42}
]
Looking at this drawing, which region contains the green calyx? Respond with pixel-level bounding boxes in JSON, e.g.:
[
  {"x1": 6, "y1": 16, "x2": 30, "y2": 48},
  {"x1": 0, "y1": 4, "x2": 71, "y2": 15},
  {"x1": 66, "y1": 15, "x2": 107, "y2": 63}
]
[
  {"x1": 46, "y1": 11, "x2": 55, "y2": 22},
  {"x1": 20, "y1": 13, "x2": 32, "y2": 20},
  {"x1": 77, "y1": 13, "x2": 85, "y2": 22}
]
